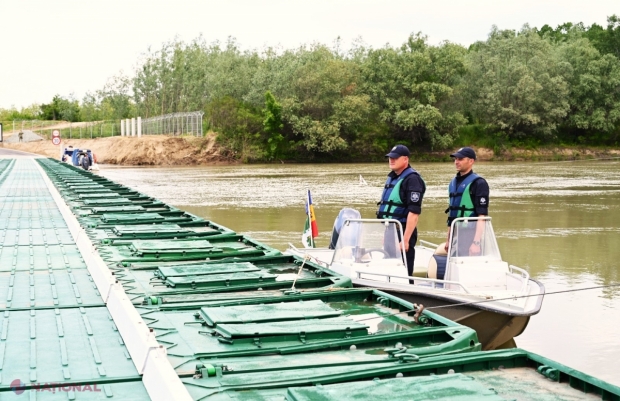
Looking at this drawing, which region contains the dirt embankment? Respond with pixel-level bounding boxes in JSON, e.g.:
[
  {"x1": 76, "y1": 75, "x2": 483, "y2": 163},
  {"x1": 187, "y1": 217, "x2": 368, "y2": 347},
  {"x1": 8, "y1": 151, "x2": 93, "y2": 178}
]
[
  {"x1": 1, "y1": 134, "x2": 235, "y2": 166},
  {"x1": 475, "y1": 146, "x2": 620, "y2": 161},
  {"x1": 2, "y1": 131, "x2": 619, "y2": 165}
]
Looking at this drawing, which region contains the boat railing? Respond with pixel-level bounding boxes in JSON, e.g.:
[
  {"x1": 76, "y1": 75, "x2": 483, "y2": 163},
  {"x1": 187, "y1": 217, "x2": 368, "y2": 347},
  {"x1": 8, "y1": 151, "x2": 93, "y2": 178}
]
[
  {"x1": 419, "y1": 239, "x2": 439, "y2": 248},
  {"x1": 508, "y1": 264, "x2": 531, "y2": 294},
  {"x1": 354, "y1": 269, "x2": 474, "y2": 294}
]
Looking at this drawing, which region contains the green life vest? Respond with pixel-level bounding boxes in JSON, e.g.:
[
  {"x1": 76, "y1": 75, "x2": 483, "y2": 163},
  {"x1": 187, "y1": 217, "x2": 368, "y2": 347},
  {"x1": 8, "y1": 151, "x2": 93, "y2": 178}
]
[
  {"x1": 377, "y1": 167, "x2": 421, "y2": 223},
  {"x1": 446, "y1": 173, "x2": 480, "y2": 225}
]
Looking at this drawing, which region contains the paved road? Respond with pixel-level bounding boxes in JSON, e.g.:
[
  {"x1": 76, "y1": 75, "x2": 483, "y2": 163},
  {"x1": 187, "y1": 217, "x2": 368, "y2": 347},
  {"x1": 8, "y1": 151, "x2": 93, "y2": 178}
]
[
  {"x1": 2, "y1": 129, "x2": 45, "y2": 143},
  {"x1": 0, "y1": 147, "x2": 39, "y2": 157}
]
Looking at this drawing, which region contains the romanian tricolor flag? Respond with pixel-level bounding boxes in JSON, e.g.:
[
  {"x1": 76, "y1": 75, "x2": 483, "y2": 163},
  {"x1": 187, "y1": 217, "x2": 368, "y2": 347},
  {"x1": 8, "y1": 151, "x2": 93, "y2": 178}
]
[{"x1": 302, "y1": 189, "x2": 319, "y2": 248}]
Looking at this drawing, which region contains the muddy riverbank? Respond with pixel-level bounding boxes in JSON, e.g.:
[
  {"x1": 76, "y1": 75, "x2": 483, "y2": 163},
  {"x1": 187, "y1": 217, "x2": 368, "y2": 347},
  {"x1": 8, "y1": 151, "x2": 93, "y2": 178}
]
[
  {"x1": 2, "y1": 132, "x2": 619, "y2": 165},
  {"x1": 1, "y1": 134, "x2": 234, "y2": 165}
]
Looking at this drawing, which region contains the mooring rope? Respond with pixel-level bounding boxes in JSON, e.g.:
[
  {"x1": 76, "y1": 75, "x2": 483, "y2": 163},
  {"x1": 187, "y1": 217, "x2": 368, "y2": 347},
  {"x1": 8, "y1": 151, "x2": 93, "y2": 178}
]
[
  {"x1": 353, "y1": 282, "x2": 620, "y2": 323},
  {"x1": 426, "y1": 282, "x2": 620, "y2": 310}
]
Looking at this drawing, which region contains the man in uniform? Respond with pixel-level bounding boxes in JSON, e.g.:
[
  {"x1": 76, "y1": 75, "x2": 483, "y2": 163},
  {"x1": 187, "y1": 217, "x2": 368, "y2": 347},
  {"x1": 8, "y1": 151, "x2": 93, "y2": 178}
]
[
  {"x1": 377, "y1": 145, "x2": 426, "y2": 280},
  {"x1": 445, "y1": 147, "x2": 489, "y2": 256}
]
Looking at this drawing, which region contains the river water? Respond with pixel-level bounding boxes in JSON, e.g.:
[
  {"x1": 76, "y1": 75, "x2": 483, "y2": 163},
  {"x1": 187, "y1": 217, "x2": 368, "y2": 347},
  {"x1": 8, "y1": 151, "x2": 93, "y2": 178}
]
[{"x1": 99, "y1": 160, "x2": 620, "y2": 386}]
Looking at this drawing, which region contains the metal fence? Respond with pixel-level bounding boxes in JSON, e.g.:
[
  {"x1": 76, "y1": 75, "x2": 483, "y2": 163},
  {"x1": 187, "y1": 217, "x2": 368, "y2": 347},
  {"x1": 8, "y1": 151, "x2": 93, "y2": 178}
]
[
  {"x1": 1, "y1": 120, "x2": 64, "y2": 133},
  {"x1": 140, "y1": 111, "x2": 203, "y2": 136},
  {"x1": 36, "y1": 121, "x2": 121, "y2": 140},
  {"x1": 5, "y1": 111, "x2": 204, "y2": 140}
]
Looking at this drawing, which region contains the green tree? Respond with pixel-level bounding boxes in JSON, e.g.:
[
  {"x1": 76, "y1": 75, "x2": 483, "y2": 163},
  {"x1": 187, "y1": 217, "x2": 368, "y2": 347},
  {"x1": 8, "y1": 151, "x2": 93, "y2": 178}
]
[
  {"x1": 207, "y1": 96, "x2": 263, "y2": 161},
  {"x1": 0, "y1": 104, "x2": 41, "y2": 121},
  {"x1": 360, "y1": 34, "x2": 467, "y2": 149},
  {"x1": 100, "y1": 74, "x2": 134, "y2": 120},
  {"x1": 133, "y1": 37, "x2": 259, "y2": 118},
  {"x1": 40, "y1": 95, "x2": 81, "y2": 122},
  {"x1": 463, "y1": 26, "x2": 569, "y2": 140},
  {"x1": 282, "y1": 45, "x2": 360, "y2": 153},
  {"x1": 584, "y1": 15, "x2": 620, "y2": 59},
  {"x1": 262, "y1": 91, "x2": 284, "y2": 160},
  {"x1": 80, "y1": 92, "x2": 101, "y2": 122},
  {"x1": 555, "y1": 37, "x2": 620, "y2": 143}
]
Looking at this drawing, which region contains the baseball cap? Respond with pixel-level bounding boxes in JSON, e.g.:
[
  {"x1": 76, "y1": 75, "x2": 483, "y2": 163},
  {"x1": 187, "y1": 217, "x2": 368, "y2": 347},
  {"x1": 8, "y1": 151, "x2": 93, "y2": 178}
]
[
  {"x1": 385, "y1": 144, "x2": 410, "y2": 158},
  {"x1": 450, "y1": 147, "x2": 476, "y2": 160}
]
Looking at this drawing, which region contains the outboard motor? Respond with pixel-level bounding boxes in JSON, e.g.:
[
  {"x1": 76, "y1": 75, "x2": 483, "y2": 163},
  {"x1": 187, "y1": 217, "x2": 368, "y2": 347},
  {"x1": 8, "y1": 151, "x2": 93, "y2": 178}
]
[{"x1": 328, "y1": 208, "x2": 361, "y2": 249}]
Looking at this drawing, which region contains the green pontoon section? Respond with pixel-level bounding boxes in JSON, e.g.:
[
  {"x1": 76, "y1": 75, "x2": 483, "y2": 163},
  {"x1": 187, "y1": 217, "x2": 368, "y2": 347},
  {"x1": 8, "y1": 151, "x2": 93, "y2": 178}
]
[
  {"x1": 30, "y1": 158, "x2": 620, "y2": 401},
  {"x1": 139, "y1": 288, "x2": 480, "y2": 361},
  {"x1": 94, "y1": 235, "x2": 279, "y2": 263},
  {"x1": 104, "y1": 256, "x2": 348, "y2": 307},
  {"x1": 181, "y1": 349, "x2": 620, "y2": 401},
  {"x1": 0, "y1": 158, "x2": 150, "y2": 399}
]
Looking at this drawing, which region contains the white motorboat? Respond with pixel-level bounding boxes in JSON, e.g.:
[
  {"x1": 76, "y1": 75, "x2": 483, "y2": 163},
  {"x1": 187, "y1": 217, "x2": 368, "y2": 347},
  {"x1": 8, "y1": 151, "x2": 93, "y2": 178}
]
[{"x1": 287, "y1": 215, "x2": 545, "y2": 350}]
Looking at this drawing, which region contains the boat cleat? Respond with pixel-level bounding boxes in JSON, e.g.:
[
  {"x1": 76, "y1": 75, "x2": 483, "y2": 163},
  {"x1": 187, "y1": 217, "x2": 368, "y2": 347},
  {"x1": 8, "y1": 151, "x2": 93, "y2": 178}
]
[{"x1": 413, "y1": 303, "x2": 426, "y2": 323}]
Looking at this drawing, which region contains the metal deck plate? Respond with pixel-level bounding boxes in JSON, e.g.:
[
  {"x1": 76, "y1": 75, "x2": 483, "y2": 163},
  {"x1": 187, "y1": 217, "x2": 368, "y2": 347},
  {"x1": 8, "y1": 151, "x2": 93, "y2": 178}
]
[
  {"x1": 200, "y1": 300, "x2": 343, "y2": 326},
  {"x1": 164, "y1": 272, "x2": 279, "y2": 289},
  {"x1": 157, "y1": 262, "x2": 261, "y2": 278},
  {"x1": 78, "y1": 193, "x2": 122, "y2": 199},
  {"x1": 0, "y1": 307, "x2": 140, "y2": 386},
  {"x1": 81, "y1": 198, "x2": 134, "y2": 206},
  {"x1": 0, "y1": 228, "x2": 75, "y2": 246},
  {"x1": 0, "y1": 269, "x2": 103, "y2": 309},
  {"x1": 0, "y1": 244, "x2": 86, "y2": 271},
  {"x1": 91, "y1": 206, "x2": 147, "y2": 213}
]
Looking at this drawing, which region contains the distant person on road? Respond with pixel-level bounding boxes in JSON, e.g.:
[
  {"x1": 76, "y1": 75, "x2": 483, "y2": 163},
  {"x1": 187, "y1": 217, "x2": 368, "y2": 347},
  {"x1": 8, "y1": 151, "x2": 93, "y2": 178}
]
[
  {"x1": 445, "y1": 147, "x2": 490, "y2": 256},
  {"x1": 18, "y1": 131, "x2": 23, "y2": 142},
  {"x1": 377, "y1": 144, "x2": 426, "y2": 281}
]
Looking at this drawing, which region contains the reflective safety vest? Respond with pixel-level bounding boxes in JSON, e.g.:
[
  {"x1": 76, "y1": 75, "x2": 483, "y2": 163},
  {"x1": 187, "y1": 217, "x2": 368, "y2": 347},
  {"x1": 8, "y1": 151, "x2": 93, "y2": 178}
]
[
  {"x1": 446, "y1": 173, "x2": 480, "y2": 224},
  {"x1": 376, "y1": 167, "x2": 420, "y2": 223}
]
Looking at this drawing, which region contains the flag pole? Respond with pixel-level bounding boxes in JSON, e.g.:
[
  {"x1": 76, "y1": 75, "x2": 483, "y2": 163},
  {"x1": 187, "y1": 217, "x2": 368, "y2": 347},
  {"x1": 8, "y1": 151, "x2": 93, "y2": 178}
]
[{"x1": 306, "y1": 188, "x2": 314, "y2": 248}]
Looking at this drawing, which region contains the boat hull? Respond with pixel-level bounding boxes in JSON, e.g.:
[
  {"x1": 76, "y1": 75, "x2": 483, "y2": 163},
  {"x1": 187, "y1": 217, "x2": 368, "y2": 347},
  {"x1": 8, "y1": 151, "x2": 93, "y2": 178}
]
[{"x1": 357, "y1": 284, "x2": 535, "y2": 350}]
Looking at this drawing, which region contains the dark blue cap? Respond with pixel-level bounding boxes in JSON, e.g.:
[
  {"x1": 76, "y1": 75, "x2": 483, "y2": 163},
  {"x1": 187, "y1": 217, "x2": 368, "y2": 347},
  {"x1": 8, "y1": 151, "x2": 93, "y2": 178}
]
[
  {"x1": 385, "y1": 144, "x2": 410, "y2": 158},
  {"x1": 450, "y1": 147, "x2": 476, "y2": 160}
]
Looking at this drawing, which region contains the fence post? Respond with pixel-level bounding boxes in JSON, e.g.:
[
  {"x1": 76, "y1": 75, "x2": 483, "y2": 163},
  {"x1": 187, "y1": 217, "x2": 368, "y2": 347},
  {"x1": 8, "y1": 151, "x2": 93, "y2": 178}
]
[{"x1": 137, "y1": 117, "x2": 142, "y2": 137}]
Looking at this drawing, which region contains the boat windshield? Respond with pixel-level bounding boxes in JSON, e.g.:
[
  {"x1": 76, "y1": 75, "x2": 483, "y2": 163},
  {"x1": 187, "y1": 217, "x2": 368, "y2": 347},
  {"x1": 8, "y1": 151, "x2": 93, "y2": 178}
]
[
  {"x1": 449, "y1": 217, "x2": 501, "y2": 260},
  {"x1": 332, "y1": 219, "x2": 405, "y2": 265}
]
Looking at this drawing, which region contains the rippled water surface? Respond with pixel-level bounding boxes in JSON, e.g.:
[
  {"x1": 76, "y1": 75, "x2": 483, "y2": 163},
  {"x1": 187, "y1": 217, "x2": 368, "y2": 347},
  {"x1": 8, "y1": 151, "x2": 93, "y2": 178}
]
[{"x1": 100, "y1": 160, "x2": 620, "y2": 385}]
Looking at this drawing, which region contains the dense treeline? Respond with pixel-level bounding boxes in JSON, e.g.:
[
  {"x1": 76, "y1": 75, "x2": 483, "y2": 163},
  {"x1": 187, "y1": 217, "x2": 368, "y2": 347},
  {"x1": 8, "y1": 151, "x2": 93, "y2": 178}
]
[{"x1": 2, "y1": 16, "x2": 619, "y2": 161}]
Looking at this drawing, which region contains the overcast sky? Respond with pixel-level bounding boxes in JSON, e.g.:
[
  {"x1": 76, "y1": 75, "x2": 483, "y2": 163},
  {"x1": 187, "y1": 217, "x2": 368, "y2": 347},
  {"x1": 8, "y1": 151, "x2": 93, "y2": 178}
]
[{"x1": 0, "y1": 0, "x2": 618, "y2": 110}]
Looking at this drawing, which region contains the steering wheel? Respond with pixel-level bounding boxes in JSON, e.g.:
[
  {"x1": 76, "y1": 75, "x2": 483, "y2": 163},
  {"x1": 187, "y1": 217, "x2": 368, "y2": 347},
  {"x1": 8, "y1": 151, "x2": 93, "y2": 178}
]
[{"x1": 360, "y1": 248, "x2": 390, "y2": 260}]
